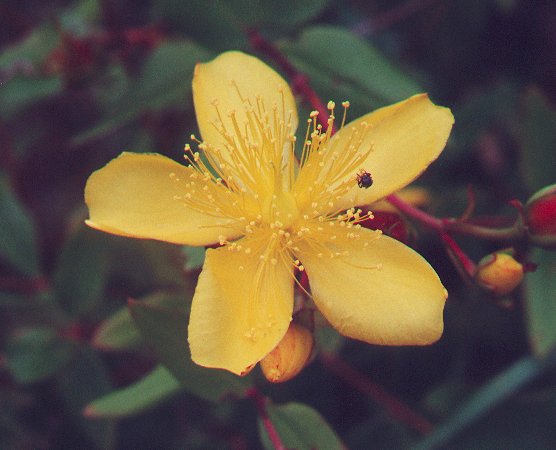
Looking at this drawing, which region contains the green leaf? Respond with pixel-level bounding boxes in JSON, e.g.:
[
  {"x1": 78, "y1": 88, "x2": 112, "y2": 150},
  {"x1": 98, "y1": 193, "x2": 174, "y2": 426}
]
[
  {"x1": 92, "y1": 291, "x2": 186, "y2": 352},
  {"x1": 53, "y1": 227, "x2": 110, "y2": 317},
  {"x1": 0, "y1": 24, "x2": 61, "y2": 118},
  {"x1": 282, "y1": 26, "x2": 422, "y2": 116},
  {"x1": 182, "y1": 246, "x2": 206, "y2": 271},
  {"x1": 154, "y1": 0, "x2": 331, "y2": 49},
  {"x1": 444, "y1": 391, "x2": 556, "y2": 450},
  {"x1": 53, "y1": 223, "x2": 187, "y2": 318},
  {"x1": 230, "y1": 0, "x2": 332, "y2": 31},
  {"x1": 0, "y1": 76, "x2": 62, "y2": 119},
  {"x1": 259, "y1": 401, "x2": 344, "y2": 450},
  {"x1": 73, "y1": 41, "x2": 211, "y2": 144},
  {"x1": 108, "y1": 239, "x2": 187, "y2": 291},
  {"x1": 0, "y1": 174, "x2": 39, "y2": 275},
  {"x1": 525, "y1": 249, "x2": 556, "y2": 356},
  {"x1": 413, "y1": 351, "x2": 556, "y2": 450},
  {"x1": 452, "y1": 81, "x2": 519, "y2": 153},
  {"x1": 91, "y1": 304, "x2": 142, "y2": 352},
  {"x1": 57, "y1": 349, "x2": 116, "y2": 449},
  {"x1": 5, "y1": 326, "x2": 75, "y2": 384},
  {"x1": 0, "y1": 291, "x2": 53, "y2": 310},
  {"x1": 314, "y1": 326, "x2": 345, "y2": 354},
  {"x1": 58, "y1": 0, "x2": 101, "y2": 35},
  {"x1": 153, "y1": 1, "x2": 245, "y2": 50},
  {"x1": 129, "y1": 298, "x2": 250, "y2": 402},
  {"x1": 521, "y1": 88, "x2": 556, "y2": 191},
  {"x1": 84, "y1": 365, "x2": 182, "y2": 419},
  {"x1": 0, "y1": 24, "x2": 59, "y2": 68},
  {"x1": 125, "y1": 41, "x2": 209, "y2": 111}
]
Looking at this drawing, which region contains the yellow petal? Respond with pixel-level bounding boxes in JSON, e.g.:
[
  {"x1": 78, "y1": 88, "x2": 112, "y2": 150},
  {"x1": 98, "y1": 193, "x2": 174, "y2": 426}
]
[
  {"x1": 85, "y1": 152, "x2": 243, "y2": 245},
  {"x1": 188, "y1": 234, "x2": 293, "y2": 375},
  {"x1": 331, "y1": 94, "x2": 454, "y2": 210},
  {"x1": 192, "y1": 51, "x2": 298, "y2": 166},
  {"x1": 296, "y1": 227, "x2": 447, "y2": 345}
]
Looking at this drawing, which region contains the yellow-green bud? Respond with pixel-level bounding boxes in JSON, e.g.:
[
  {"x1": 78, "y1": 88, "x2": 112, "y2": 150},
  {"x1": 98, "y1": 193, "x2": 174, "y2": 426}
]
[
  {"x1": 475, "y1": 252, "x2": 524, "y2": 295},
  {"x1": 260, "y1": 323, "x2": 314, "y2": 383}
]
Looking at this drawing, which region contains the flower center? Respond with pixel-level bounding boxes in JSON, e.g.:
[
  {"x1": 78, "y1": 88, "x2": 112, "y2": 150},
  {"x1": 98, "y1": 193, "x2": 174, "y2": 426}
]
[
  {"x1": 177, "y1": 88, "x2": 376, "y2": 260},
  {"x1": 262, "y1": 190, "x2": 299, "y2": 230}
]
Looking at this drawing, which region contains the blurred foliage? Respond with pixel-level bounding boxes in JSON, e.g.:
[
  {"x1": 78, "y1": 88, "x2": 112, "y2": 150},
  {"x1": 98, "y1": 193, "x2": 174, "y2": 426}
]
[{"x1": 1, "y1": 0, "x2": 556, "y2": 449}]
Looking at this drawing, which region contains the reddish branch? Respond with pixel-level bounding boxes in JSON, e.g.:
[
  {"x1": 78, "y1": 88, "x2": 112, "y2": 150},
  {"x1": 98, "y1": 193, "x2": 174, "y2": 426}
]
[
  {"x1": 440, "y1": 232, "x2": 476, "y2": 278},
  {"x1": 387, "y1": 193, "x2": 525, "y2": 242},
  {"x1": 247, "y1": 388, "x2": 286, "y2": 450},
  {"x1": 320, "y1": 352, "x2": 433, "y2": 435}
]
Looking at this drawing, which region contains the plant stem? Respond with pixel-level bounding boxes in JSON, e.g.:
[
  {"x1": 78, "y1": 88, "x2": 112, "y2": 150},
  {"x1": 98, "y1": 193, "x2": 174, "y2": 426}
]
[
  {"x1": 443, "y1": 220, "x2": 523, "y2": 241},
  {"x1": 319, "y1": 352, "x2": 434, "y2": 435},
  {"x1": 441, "y1": 232, "x2": 476, "y2": 278},
  {"x1": 247, "y1": 388, "x2": 286, "y2": 450},
  {"x1": 386, "y1": 194, "x2": 443, "y2": 231},
  {"x1": 387, "y1": 194, "x2": 524, "y2": 242}
]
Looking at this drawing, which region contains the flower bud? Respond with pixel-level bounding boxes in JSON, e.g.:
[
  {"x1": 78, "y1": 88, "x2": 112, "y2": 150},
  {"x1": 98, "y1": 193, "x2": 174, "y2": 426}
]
[
  {"x1": 475, "y1": 251, "x2": 524, "y2": 295},
  {"x1": 260, "y1": 323, "x2": 314, "y2": 383},
  {"x1": 525, "y1": 184, "x2": 556, "y2": 249}
]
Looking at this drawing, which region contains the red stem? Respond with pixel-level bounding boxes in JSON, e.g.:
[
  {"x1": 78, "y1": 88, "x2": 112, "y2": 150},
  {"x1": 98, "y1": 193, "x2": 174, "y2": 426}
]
[
  {"x1": 440, "y1": 232, "x2": 476, "y2": 278},
  {"x1": 319, "y1": 352, "x2": 433, "y2": 435},
  {"x1": 247, "y1": 388, "x2": 286, "y2": 450},
  {"x1": 386, "y1": 194, "x2": 443, "y2": 231},
  {"x1": 387, "y1": 194, "x2": 524, "y2": 241}
]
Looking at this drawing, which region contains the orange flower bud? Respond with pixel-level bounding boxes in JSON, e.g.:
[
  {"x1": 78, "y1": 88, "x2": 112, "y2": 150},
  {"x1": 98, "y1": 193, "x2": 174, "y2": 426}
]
[
  {"x1": 475, "y1": 252, "x2": 524, "y2": 295},
  {"x1": 260, "y1": 323, "x2": 314, "y2": 383},
  {"x1": 525, "y1": 184, "x2": 556, "y2": 249}
]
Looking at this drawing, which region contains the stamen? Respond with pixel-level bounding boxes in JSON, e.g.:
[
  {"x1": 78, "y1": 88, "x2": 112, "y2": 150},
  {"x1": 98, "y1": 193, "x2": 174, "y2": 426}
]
[{"x1": 341, "y1": 101, "x2": 350, "y2": 129}]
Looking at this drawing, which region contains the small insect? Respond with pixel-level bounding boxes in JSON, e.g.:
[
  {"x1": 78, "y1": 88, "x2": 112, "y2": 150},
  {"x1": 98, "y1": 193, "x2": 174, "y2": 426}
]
[{"x1": 356, "y1": 170, "x2": 373, "y2": 189}]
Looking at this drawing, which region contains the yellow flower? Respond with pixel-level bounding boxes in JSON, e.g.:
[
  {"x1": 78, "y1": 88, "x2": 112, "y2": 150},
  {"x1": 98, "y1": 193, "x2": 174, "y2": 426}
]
[{"x1": 85, "y1": 51, "x2": 454, "y2": 375}]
